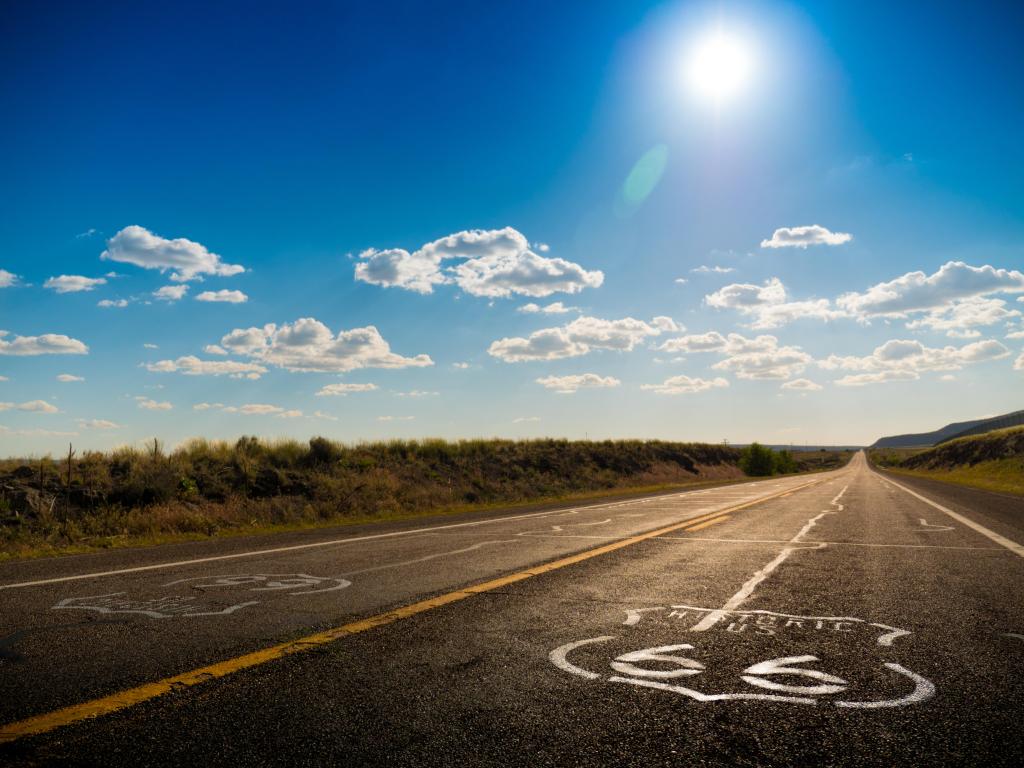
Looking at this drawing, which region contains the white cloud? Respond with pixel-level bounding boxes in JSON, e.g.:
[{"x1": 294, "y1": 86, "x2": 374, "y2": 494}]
[
  {"x1": 0, "y1": 331, "x2": 88, "y2": 356},
  {"x1": 203, "y1": 344, "x2": 229, "y2": 355},
  {"x1": 452, "y1": 362, "x2": 470, "y2": 369},
  {"x1": 705, "y1": 278, "x2": 845, "y2": 329},
  {"x1": 196, "y1": 289, "x2": 248, "y2": 304},
  {"x1": 535, "y1": 373, "x2": 621, "y2": 394},
  {"x1": 136, "y1": 397, "x2": 172, "y2": 410},
  {"x1": 834, "y1": 370, "x2": 920, "y2": 387},
  {"x1": 143, "y1": 343, "x2": 159, "y2": 349},
  {"x1": 0, "y1": 425, "x2": 78, "y2": 437},
  {"x1": 760, "y1": 225, "x2": 852, "y2": 249},
  {"x1": 1008, "y1": 330, "x2": 1024, "y2": 340},
  {"x1": 221, "y1": 403, "x2": 300, "y2": 416},
  {"x1": 44, "y1": 275, "x2": 107, "y2": 293},
  {"x1": 1, "y1": 269, "x2": 20, "y2": 288},
  {"x1": 220, "y1": 318, "x2": 433, "y2": 373},
  {"x1": 674, "y1": 278, "x2": 688, "y2": 285},
  {"x1": 102, "y1": 225, "x2": 245, "y2": 282},
  {"x1": 317, "y1": 382, "x2": 379, "y2": 397},
  {"x1": 837, "y1": 261, "x2": 1024, "y2": 319},
  {"x1": 781, "y1": 378, "x2": 823, "y2": 391},
  {"x1": 0, "y1": 375, "x2": 7, "y2": 381},
  {"x1": 641, "y1": 375, "x2": 729, "y2": 395},
  {"x1": 488, "y1": 315, "x2": 671, "y2": 362},
  {"x1": 153, "y1": 284, "x2": 188, "y2": 302},
  {"x1": 378, "y1": 415, "x2": 415, "y2": 421},
  {"x1": 822, "y1": 338, "x2": 1011, "y2": 385},
  {"x1": 518, "y1": 301, "x2": 578, "y2": 314},
  {"x1": 0, "y1": 400, "x2": 60, "y2": 414},
  {"x1": 356, "y1": 227, "x2": 603, "y2": 298},
  {"x1": 76, "y1": 228, "x2": 97, "y2": 239},
  {"x1": 1015, "y1": 352, "x2": 1024, "y2": 371},
  {"x1": 712, "y1": 343, "x2": 812, "y2": 380},
  {"x1": 77, "y1": 419, "x2": 119, "y2": 430},
  {"x1": 192, "y1": 403, "x2": 224, "y2": 411},
  {"x1": 313, "y1": 410, "x2": 338, "y2": 421},
  {"x1": 395, "y1": 390, "x2": 439, "y2": 398},
  {"x1": 706, "y1": 277, "x2": 786, "y2": 309},
  {"x1": 56, "y1": 374, "x2": 84, "y2": 382},
  {"x1": 512, "y1": 416, "x2": 540, "y2": 423},
  {"x1": 691, "y1": 265, "x2": 736, "y2": 274},
  {"x1": 145, "y1": 356, "x2": 267, "y2": 379},
  {"x1": 904, "y1": 296, "x2": 1021, "y2": 337},
  {"x1": 98, "y1": 299, "x2": 129, "y2": 308},
  {"x1": 939, "y1": 374, "x2": 956, "y2": 382}
]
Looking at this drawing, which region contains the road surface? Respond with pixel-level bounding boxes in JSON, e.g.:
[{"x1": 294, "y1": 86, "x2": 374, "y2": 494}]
[{"x1": 1, "y1": 452, "x2": 1022, "y2": 766}]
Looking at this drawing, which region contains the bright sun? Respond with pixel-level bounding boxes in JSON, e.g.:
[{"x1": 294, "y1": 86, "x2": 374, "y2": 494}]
[{"x1": 686, "y1": 31, "x2": 753, "y2": 105}]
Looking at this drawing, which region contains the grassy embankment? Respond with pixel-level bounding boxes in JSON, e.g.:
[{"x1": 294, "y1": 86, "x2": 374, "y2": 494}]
[
  {"x1": 870, "y1": 426, "x2": 1024, "y2": 496},
  {"x1": 0, "y1": 437, "x2": 851, "y2": 561}
]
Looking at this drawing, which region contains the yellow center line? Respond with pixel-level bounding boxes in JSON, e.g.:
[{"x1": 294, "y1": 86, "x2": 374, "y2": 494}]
[
  {"x1": 0, "y1": 477, "x2": 824, "y2": 745},
  {"x1": 681, "y1": 514, "x2": 730, "y2": 532}
]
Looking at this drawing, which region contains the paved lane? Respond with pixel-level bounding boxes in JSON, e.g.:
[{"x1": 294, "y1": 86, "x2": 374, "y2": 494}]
[
  {"x1": 0, "y1": 472, "x2": 822, "y2": 727},
  {"x1": 3, "y1": 453, "x2": 1023, "y2": 766}
]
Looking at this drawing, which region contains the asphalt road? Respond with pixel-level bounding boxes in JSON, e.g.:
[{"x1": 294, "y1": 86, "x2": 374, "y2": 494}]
[{"x1": 1, "y1": 452, "x2": 1022, "y2": 766}]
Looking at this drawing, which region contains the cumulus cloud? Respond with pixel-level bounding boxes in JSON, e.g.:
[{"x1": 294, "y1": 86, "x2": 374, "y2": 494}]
[
  {"x1": 145, "y1": 355, "x2": 267, "y2": 379},
  {"x1": 196, "y1": 289, "x2": 248, "y2": 304},
  {"x1": 153, "y1": 285, "x2": 188, "y2": 302},
  {"x1": 0, "y1": 269, "x2": 18, "y2": 288},
  {"x1": 98, "y1": 299, "x2": 129, "y2": 308},
  {"x1": 56, "y1": 374, "x2": 84, "y2": 382},
  {"x1": 821, "y1": 338, "x2": 1011, "y2": 385},
  {"x1": 641, "y1": 375, "x2": 729, "y2": 395},
  {"x1": 837, "y1": 261, "x2": 1024, "y2": 319},
  {"x1": 1016, "y1": 352, "x2": 1024, "y2": 371},
  {"x1": 781, "y1": 378, "x2": 823, "y2": 391},
  {"x1": 219, "y1": 318, "x2": 433, "y2": 373},
  {"x1": 659, "y1": 331, "x2": 811, "y2": 381},
  {"x1": 203, "y1": 344, "x2": 229, "y2": 355},
  {"x1": 44, "y1": 275, "x2": 107, "y2": 293},
  {"x1": 102, "y1": 225, "x2": 245, "y2": 282},
  {"x1": 760, "y1": 225, "x2": 852, "y2": 249},
  {"x1": 136, "y1": 397, "x2": 172, "y2": 410},
  {"x1": 220, "y1": 403, "x2": 302, "y2": 417},
  {"x1": 316, "y1": 382, "x2": 379, "y2": 397},
  {"x1": 705, "y1": 278, "x2": 846, "y2": 329},
  {"x1": 77, "y1": 419, "x2": 119, "y2": 430},
  {"x1": 488, "y1": 316, "x2": 671, "y2": 363},
  {"x1": 518, "y1": 302, "x2": 578, "y2": 314},
  {"x1": 904, "y1": 296, "x2": 1021, "y2": 337},
  {"x1": 0, "y1": 400, "x2": 59, "y2": 413},
  {"x1": 355, "y1": 227, "x2": 603, "y2": 298},
  {"x1": 0, "y1": 331, "x2": 88, "y2": 356},
  {"x1": 535, "y1": 373, "x2": 621, "y2": 394}
]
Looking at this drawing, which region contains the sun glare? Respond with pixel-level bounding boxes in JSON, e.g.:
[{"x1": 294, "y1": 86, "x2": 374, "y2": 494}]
[{"x1": 686, "y1": 30, "x2": 753, "y2": 105}]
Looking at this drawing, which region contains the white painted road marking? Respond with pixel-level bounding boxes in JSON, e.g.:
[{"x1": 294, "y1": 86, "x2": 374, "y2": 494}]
[
  {"x1": 877, "y1": 472, "x2": 1024, "y2": 558},
  {"x1": 690, "y1": 486, "x2": 848, "y2": 633},
  {"x1": 919, "y1": 518, "x2": 955, "y2": 532}
]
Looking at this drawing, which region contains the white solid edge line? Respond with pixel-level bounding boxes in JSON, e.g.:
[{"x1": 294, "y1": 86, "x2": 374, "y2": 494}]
[
  {"x1": 875, "y1": 470, "x2": 1024, "y2": 558},
  {"x1": 0, "y1": 475, "x2": 824, "y2": 590}
]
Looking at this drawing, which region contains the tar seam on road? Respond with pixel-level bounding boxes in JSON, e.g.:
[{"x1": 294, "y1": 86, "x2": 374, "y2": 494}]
[
  {"x1": 874, "y1": 470, "x2": 1024, "y2": 558},
  {"x1": 0, "y1": 480, "x2": 794, "y2": 591},
  {"x1": 0, "y1": 477, "x2": 825, "y2": 745}
]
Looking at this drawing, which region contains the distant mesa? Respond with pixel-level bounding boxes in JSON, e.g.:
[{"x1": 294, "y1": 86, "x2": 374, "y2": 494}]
[{"x1": 872, "y1": 409, "x2": 1024, "y2": 448}]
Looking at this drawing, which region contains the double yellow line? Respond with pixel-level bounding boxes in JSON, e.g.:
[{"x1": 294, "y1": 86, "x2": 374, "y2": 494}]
[{"x1": 0, "y1": 477, "x2": 822, "y2": 745}]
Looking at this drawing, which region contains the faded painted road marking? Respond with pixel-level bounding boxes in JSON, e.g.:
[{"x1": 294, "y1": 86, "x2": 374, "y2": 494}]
[
  {"x1": 876, "y1": 471, "x2": 1024, "y2": 557},
  {"x1": 0, "y1": 479, "x2": 824, "y2": 744},
  {"x1": 340, "y1": 540, "x2": 516, "y2": 576},
  {"x1": 918, "y1": 518, "x2": 954, "y2": 532},
  {"x1": 0, "y1": 480, "x2": 811, "y2": 591},
  {"x1": 690, "y1": 487, "x2": 847, "y2": 633}
]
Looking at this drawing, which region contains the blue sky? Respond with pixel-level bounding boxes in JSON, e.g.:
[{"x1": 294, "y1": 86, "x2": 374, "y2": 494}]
[{"x1": 2, "y1": 0, "x2": 1023, "y2": 454}]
